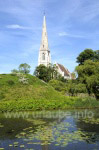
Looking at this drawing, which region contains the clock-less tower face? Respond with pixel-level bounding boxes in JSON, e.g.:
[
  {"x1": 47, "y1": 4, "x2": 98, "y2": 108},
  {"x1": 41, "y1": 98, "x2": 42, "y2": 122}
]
[{"x1": 38, "y1": 15, "x2": 51, "y2": 66}]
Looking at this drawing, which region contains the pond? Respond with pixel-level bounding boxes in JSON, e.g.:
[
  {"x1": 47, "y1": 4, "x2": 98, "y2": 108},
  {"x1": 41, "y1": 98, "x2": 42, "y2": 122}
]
[{"x1": 0, "y1": 109, "x2": 99, "y2": 150}]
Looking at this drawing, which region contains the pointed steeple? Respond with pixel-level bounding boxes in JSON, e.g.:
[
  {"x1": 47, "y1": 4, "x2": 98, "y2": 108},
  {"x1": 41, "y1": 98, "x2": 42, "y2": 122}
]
[
  {"x1": 40, "y1": 15, "x2": 49, "y2": 51},
  {"x1": 38, "y1": 15, "x2": 51, "y2": 66}
]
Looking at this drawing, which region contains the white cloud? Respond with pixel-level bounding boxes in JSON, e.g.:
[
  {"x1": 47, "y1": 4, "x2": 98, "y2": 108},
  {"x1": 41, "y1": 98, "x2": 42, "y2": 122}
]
[
  {"x1": 59, "y1": 32, "x2": 86, "y2": 38},
  {"x1": 6, "y1": 24, "x2": 31, "y2": 30},
  {"x1": 59, "y1": 32, "x2": 68, "y2": 36}
]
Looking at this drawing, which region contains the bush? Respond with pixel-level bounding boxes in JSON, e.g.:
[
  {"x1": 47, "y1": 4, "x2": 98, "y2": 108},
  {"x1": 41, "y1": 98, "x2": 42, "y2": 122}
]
[
  {"x1": 67, "y1": 83, "x2": 87, "y2": 96},
  {"x1": 49, "y1": 79, "x2": 67, "y2": 93},
  {"x1": 7, "y1": 80, "x2": 15, "y2": 85}
]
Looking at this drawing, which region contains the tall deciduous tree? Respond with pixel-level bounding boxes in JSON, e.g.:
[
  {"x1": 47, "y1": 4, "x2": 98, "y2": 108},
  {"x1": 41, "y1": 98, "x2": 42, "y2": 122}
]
[{"x1": 76, "y1": 60, "x2": 99, "y2": 99}]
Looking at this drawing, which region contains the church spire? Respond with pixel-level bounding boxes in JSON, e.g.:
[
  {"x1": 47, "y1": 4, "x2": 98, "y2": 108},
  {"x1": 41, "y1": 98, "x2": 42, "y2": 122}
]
[
  {"x1": 38, "y1": 15, "x2": 51, "y2": 66},
  {"x1": 40, "y1": 15, "x2": 49, "y2": 51}
]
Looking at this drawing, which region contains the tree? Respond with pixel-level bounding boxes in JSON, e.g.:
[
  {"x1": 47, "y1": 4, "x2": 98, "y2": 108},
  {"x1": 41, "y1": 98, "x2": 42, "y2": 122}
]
[
  {"x1": 71, "y1": 72, "x2": 76, "y2": 79},
  {"x1": 19, "y1": 63, "x2": 31, "y2": 74},
  {"x1": 34, "y1": 65, "x2": 49, "y2": 82},
  {"x1": 76, "y1": 60, "x2": 99, "y2": 99},
  {"x1": 76, "y1": 49, "x2": 95, "y2": 65},
  {"x1": 48, "y1": 64, "x2": 59, "y2": 80},
  {"x1": 66, "y1": 79, "x2": 87, "y2": 96},
  {"x1": 34, "y1": 64, "x2": 59, "y2": 82}
]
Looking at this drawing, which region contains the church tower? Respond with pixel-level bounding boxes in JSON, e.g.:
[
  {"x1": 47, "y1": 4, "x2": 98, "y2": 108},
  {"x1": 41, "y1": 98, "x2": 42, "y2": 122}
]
[{"x1": 38, "y1": 15, "x2": 51, "y2": 66}]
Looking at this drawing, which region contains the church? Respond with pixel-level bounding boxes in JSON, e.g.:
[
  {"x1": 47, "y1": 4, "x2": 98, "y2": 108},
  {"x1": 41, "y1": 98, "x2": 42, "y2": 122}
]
[{"x1": 38, "y1": 15, "x2": 72, "y2": 79}]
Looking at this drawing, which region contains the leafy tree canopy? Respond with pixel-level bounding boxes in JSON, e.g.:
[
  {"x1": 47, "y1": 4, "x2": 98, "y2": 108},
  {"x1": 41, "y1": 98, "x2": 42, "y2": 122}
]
[
  {"x1": 76, "y1": 49, "x2": 99, "y2": 65},
  {"x1": 76, "y1": 60, "x2": 99, "y2": 99},
  {"x1": 19, "y1": 63, "x2": 31, "y2": 74},
  {"x1": 34, "y1": 65, "x2": 49, "y2": 82},
  {"x1": 34, "y1": 64, "x2": 60, "y2": 82}
]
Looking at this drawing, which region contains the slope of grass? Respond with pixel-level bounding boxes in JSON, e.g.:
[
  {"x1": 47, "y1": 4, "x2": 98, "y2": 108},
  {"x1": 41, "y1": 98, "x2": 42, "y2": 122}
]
[
  {"x1": 0, "y1": 74, "x2": 67, "y2": 101},
  {"x1": 0, "y1": 74, "x2": 99, "y2": 112}
]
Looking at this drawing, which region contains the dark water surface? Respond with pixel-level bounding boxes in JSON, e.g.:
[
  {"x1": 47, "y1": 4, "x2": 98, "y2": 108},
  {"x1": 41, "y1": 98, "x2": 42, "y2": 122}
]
[{"x1": 0, "y1": 109, "x2": 99, "y2": 150}]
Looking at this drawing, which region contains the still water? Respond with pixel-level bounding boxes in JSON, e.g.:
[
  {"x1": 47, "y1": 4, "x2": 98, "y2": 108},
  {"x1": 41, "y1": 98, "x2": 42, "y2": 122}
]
[{"x1": 0, "y1": 109, "x2": 99, "y2": 150}]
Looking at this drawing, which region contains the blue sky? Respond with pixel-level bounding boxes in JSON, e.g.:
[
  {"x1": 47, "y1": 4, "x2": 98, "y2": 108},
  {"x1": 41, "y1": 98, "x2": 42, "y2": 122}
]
[{"x1": 0, "y1": 0, "x2": 99, "y2": 74}]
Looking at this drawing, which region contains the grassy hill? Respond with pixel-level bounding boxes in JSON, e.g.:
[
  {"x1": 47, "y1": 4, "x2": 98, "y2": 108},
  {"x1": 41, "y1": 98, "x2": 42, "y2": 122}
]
[
  {"x1": 0, "y1": 74, "x2": 99, "y2": 112},
  {"x1": 0, "y1": 74, "x2": 64, "y2": 101}
]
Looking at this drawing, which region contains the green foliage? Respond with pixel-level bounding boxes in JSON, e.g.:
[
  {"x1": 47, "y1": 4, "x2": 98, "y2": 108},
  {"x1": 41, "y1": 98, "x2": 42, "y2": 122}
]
[
  {"x1": 19, "y1": 63, "x2": 31, "y2": 74},
  {"x1": 34, "y1": 64, "x2": 59, "y2": 82},
  {"x1": 75, "y1": 83, "x2": 87, "y2": 93},
  {"x1": 94, "y1": 50, "x2": 99, "y2": 61},
  {"x1": 68, "y1": 83, "x2": 87, "y2": 96},
  {"x1": 48, "y1": 64, "x2": 59, "y2": 80},
  {"x1": 49, "y1": 79, "x2": 87, "y2": 96},
  {"x1": 76, "y1": 60, "x2": 99, "y2": 99},
  {"x1": 76, "y1": 49, "x2": 98, "y2": 65},
  {"x1": 7, "y1": 80, "x2": 15, "y2": 85},
  {"x1": 0, "y1": 74, "x2": 98, "y2": 112},
  {"x1": 34, "y1": 65, "x2": 49, "y2": 82},
  {"x1": 58, "y1": 76, "x2": 68, "y2": 82},
  {"x1": 49, "y1": 79, "x2": 66, "y2": 93},
  {"x1": 74, "y1": 97, "x2": 99, "y2": 108},
  {"x1": 0, "y1": 97, "x2": 98, "y2": 112},
  {"x1": 71, "y1": 72, "x2": 76, "y2": 79}
]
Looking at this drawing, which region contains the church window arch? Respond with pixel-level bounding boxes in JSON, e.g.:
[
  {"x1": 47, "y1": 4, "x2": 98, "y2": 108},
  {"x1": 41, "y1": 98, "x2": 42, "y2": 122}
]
[{"x1": 42, "y1": 53, "x2": 45, "y2": 60}]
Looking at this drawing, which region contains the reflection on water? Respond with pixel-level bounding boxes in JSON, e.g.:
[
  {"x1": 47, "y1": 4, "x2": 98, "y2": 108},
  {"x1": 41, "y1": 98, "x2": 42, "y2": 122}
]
[{"x1": 0, "y1": 109, "x2": 99, "y2": 150}]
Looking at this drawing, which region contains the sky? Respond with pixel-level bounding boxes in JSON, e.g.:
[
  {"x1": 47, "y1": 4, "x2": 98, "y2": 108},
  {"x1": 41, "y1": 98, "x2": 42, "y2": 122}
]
[{"x1": 0, "y1": 0, "x2": 99, "y2": 74}]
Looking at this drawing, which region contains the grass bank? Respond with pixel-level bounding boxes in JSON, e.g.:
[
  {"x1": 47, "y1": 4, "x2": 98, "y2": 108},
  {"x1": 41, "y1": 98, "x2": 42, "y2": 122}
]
[
  {"x1": 0, "y1": 97, "x2": 99, "y2": 112},
  {"x1": 0, "y1": 74, "x2": 99, "y2": 112}
]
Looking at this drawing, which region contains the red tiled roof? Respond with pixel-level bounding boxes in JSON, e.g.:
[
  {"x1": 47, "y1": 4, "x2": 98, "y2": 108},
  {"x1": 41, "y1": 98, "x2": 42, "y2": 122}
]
[{"x1": 57, "y1": 63, "x2": 70, "y2": 77}]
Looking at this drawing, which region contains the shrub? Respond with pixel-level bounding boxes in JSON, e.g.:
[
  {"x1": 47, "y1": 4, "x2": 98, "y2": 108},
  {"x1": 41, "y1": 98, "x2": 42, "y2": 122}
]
[
  {"x1": 7, "y1": 80, "x2": 15, "y2": 85},
  {"x1": 49, "y1": 79, "x2": 66, "y2": 92}
]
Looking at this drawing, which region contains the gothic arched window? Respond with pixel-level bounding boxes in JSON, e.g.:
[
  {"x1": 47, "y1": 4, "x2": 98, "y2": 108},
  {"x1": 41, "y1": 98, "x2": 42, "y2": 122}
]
[{"x1": 42, "y1": 53, "x2": 45, "y2": 60}]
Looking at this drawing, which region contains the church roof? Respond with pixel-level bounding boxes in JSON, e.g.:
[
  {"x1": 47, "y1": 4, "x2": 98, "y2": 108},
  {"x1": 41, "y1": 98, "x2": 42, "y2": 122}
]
[{"x1": 57, "y1": 63, "x2": 71, "y2": 77}]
